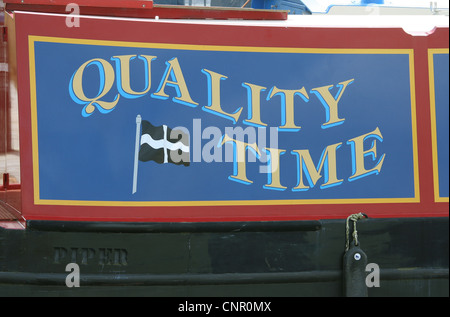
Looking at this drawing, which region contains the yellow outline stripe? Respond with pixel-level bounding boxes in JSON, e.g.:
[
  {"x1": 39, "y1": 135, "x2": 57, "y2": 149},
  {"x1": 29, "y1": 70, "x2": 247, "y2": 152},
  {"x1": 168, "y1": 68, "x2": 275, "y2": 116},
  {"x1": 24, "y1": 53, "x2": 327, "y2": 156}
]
[
  {"x1": 409, "y1": 52, "x2": 420, "y2": 203},
  {"x1": 29, "y1": 35, "x2": 413, "y2": 55},
  {"x1": 28, "y1": 36, "x2": 420, "y2": 207},
  {"x1": 35, "y1": 197, "x2": 418, "y2": 207},
  {"x1": 28, "y1": 36, "x2": 41, "y2": 205},
  {"x1": 428, "y1": 48, "x2": 449, "y2": 203}
]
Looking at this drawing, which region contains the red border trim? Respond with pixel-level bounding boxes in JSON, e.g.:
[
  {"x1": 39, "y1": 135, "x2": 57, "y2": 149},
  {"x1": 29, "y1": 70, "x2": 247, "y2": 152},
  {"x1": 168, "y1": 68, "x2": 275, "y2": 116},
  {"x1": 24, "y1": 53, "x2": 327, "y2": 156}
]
[
  {"x1": 5, "y1": 0, "x2": 288, "y2": 21},
  {"x1": 4, "y1": 0, "x2": 154, "y2": 8},
  {"x1": 14, "y1": 12, "x2": 449, "y2": 222}
]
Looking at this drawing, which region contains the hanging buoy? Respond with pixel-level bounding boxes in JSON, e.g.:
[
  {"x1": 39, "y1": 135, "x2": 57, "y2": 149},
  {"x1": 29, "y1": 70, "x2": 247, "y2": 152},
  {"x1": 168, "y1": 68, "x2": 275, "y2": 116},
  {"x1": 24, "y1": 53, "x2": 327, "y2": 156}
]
[{"x1": 343, "y1": 212, "x2": 368, "y2": 297}]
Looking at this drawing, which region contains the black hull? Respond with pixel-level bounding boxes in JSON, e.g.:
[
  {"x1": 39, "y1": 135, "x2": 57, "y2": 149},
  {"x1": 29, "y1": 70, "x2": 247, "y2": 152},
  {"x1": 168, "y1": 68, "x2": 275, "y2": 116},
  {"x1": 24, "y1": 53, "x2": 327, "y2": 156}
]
[{"x1": 0, "y1": 217, "x2": 448, "y2": 296}]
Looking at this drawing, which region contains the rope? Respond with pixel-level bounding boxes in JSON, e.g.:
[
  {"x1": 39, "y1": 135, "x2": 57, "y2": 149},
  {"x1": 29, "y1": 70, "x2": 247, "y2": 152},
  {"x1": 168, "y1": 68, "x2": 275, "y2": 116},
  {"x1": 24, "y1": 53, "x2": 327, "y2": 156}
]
[
  {"x1": 241, "y1": 0, "x2": 251, "y2": 8},
  {"x1": 345, "y1": 212, "x2": 368, "y2": 251}
]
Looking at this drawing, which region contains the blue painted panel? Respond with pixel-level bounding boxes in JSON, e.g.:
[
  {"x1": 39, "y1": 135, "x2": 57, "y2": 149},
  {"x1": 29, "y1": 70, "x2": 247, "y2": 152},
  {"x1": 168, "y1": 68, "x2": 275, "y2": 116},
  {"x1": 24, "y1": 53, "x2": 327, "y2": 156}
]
[
  {"x1": 432, "y1": 53, "x2": 449, "y2": 199},
  {"x1": 31, "y1": 39, "x2": 417, "y2": 204}
]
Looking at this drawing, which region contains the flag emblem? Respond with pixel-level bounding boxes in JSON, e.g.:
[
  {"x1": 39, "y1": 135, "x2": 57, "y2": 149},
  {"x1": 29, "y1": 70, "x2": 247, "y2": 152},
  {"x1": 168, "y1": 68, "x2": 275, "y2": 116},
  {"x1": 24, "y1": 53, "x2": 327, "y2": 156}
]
[
  {"x1": 132, "y1": 115, "x2": 189, "y2": 194},
  {"x1": 139, "y1": 120, "x2": 190, "y2": 166}
]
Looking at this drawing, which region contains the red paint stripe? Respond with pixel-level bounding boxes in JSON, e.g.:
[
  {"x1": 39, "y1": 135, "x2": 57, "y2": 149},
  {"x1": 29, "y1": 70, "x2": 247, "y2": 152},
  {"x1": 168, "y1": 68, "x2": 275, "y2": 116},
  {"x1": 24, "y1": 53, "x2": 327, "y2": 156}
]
[
  {"x1": 5, "y1": 1, "x2": 287, "y2": 21},
  {"x1": 4, "y1": 0, "x2": 154, "y2": 8},
  {"x1": 13, "y1": 12, "x2": 448, "y2": 222}
]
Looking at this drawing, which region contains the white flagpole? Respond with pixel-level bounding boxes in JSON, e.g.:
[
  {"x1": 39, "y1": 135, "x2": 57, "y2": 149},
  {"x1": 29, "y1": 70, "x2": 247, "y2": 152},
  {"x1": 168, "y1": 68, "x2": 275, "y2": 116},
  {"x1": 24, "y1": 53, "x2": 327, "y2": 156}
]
[
  {"x1": 132, "y1": 114, "x2": 142, "y2": 194},
  {"x1": 163, "y1": 125, "x2": 168, "y2": 163}
]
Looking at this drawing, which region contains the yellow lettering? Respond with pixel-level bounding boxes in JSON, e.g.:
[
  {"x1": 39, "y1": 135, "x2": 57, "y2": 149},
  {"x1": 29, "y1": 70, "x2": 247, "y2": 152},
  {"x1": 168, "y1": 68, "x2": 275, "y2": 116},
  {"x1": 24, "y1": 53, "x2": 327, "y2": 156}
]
[
  {"x1": 201, "y1": 69, "x2": 243, "y2": 123},
  {"x1": 70, "y1": 58, "x2": 119, "y2": 117},
  {"x1": 291, "y1": 142, "x2": 343, "y2": 190},
  {"x1": 221, "y1": 134, "x2": 261, "y2": 185},
  {"x1": 242, "y1": 82, "x2": 267, "y2": 127},
  {"x1": 310, "y1": 78, "x2": 354, "y2": 129},
  {"x1": 347, "y1": 127, "x2": 385, "y2": 181},
  {"x1": 152, "y1": 57, "x2": 198, "y2": 107},
  {"x1": 263, "y1": 147, "x2": 287, "y2": 191},
  {"x1": 267, "y1": 86, "x2": 309, "y2": 131},
  {"x1": 111, "y1": 54, "x2": 156, "y2": 98}
]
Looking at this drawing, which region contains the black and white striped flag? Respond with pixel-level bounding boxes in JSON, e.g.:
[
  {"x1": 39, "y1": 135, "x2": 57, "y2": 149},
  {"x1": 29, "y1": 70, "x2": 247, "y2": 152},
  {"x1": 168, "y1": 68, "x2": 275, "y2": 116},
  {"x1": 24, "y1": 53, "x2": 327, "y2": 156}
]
[
  {"x1": 132, "y1": 116, "x2": 190, "y2": 194},
  {"x1": 138, "y1": 120, "x2": 190, "y2": 166}
]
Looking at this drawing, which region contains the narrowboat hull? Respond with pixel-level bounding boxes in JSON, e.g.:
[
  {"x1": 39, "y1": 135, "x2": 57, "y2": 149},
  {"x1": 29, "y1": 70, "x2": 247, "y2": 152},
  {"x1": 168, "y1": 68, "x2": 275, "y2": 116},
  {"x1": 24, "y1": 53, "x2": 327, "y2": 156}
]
[
  {"x1": 0, "y1": 217, "x2": 448, "y2": 296},
  {"x1": 0, "y1": 1, "x2": 448, "y2": 297}
]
